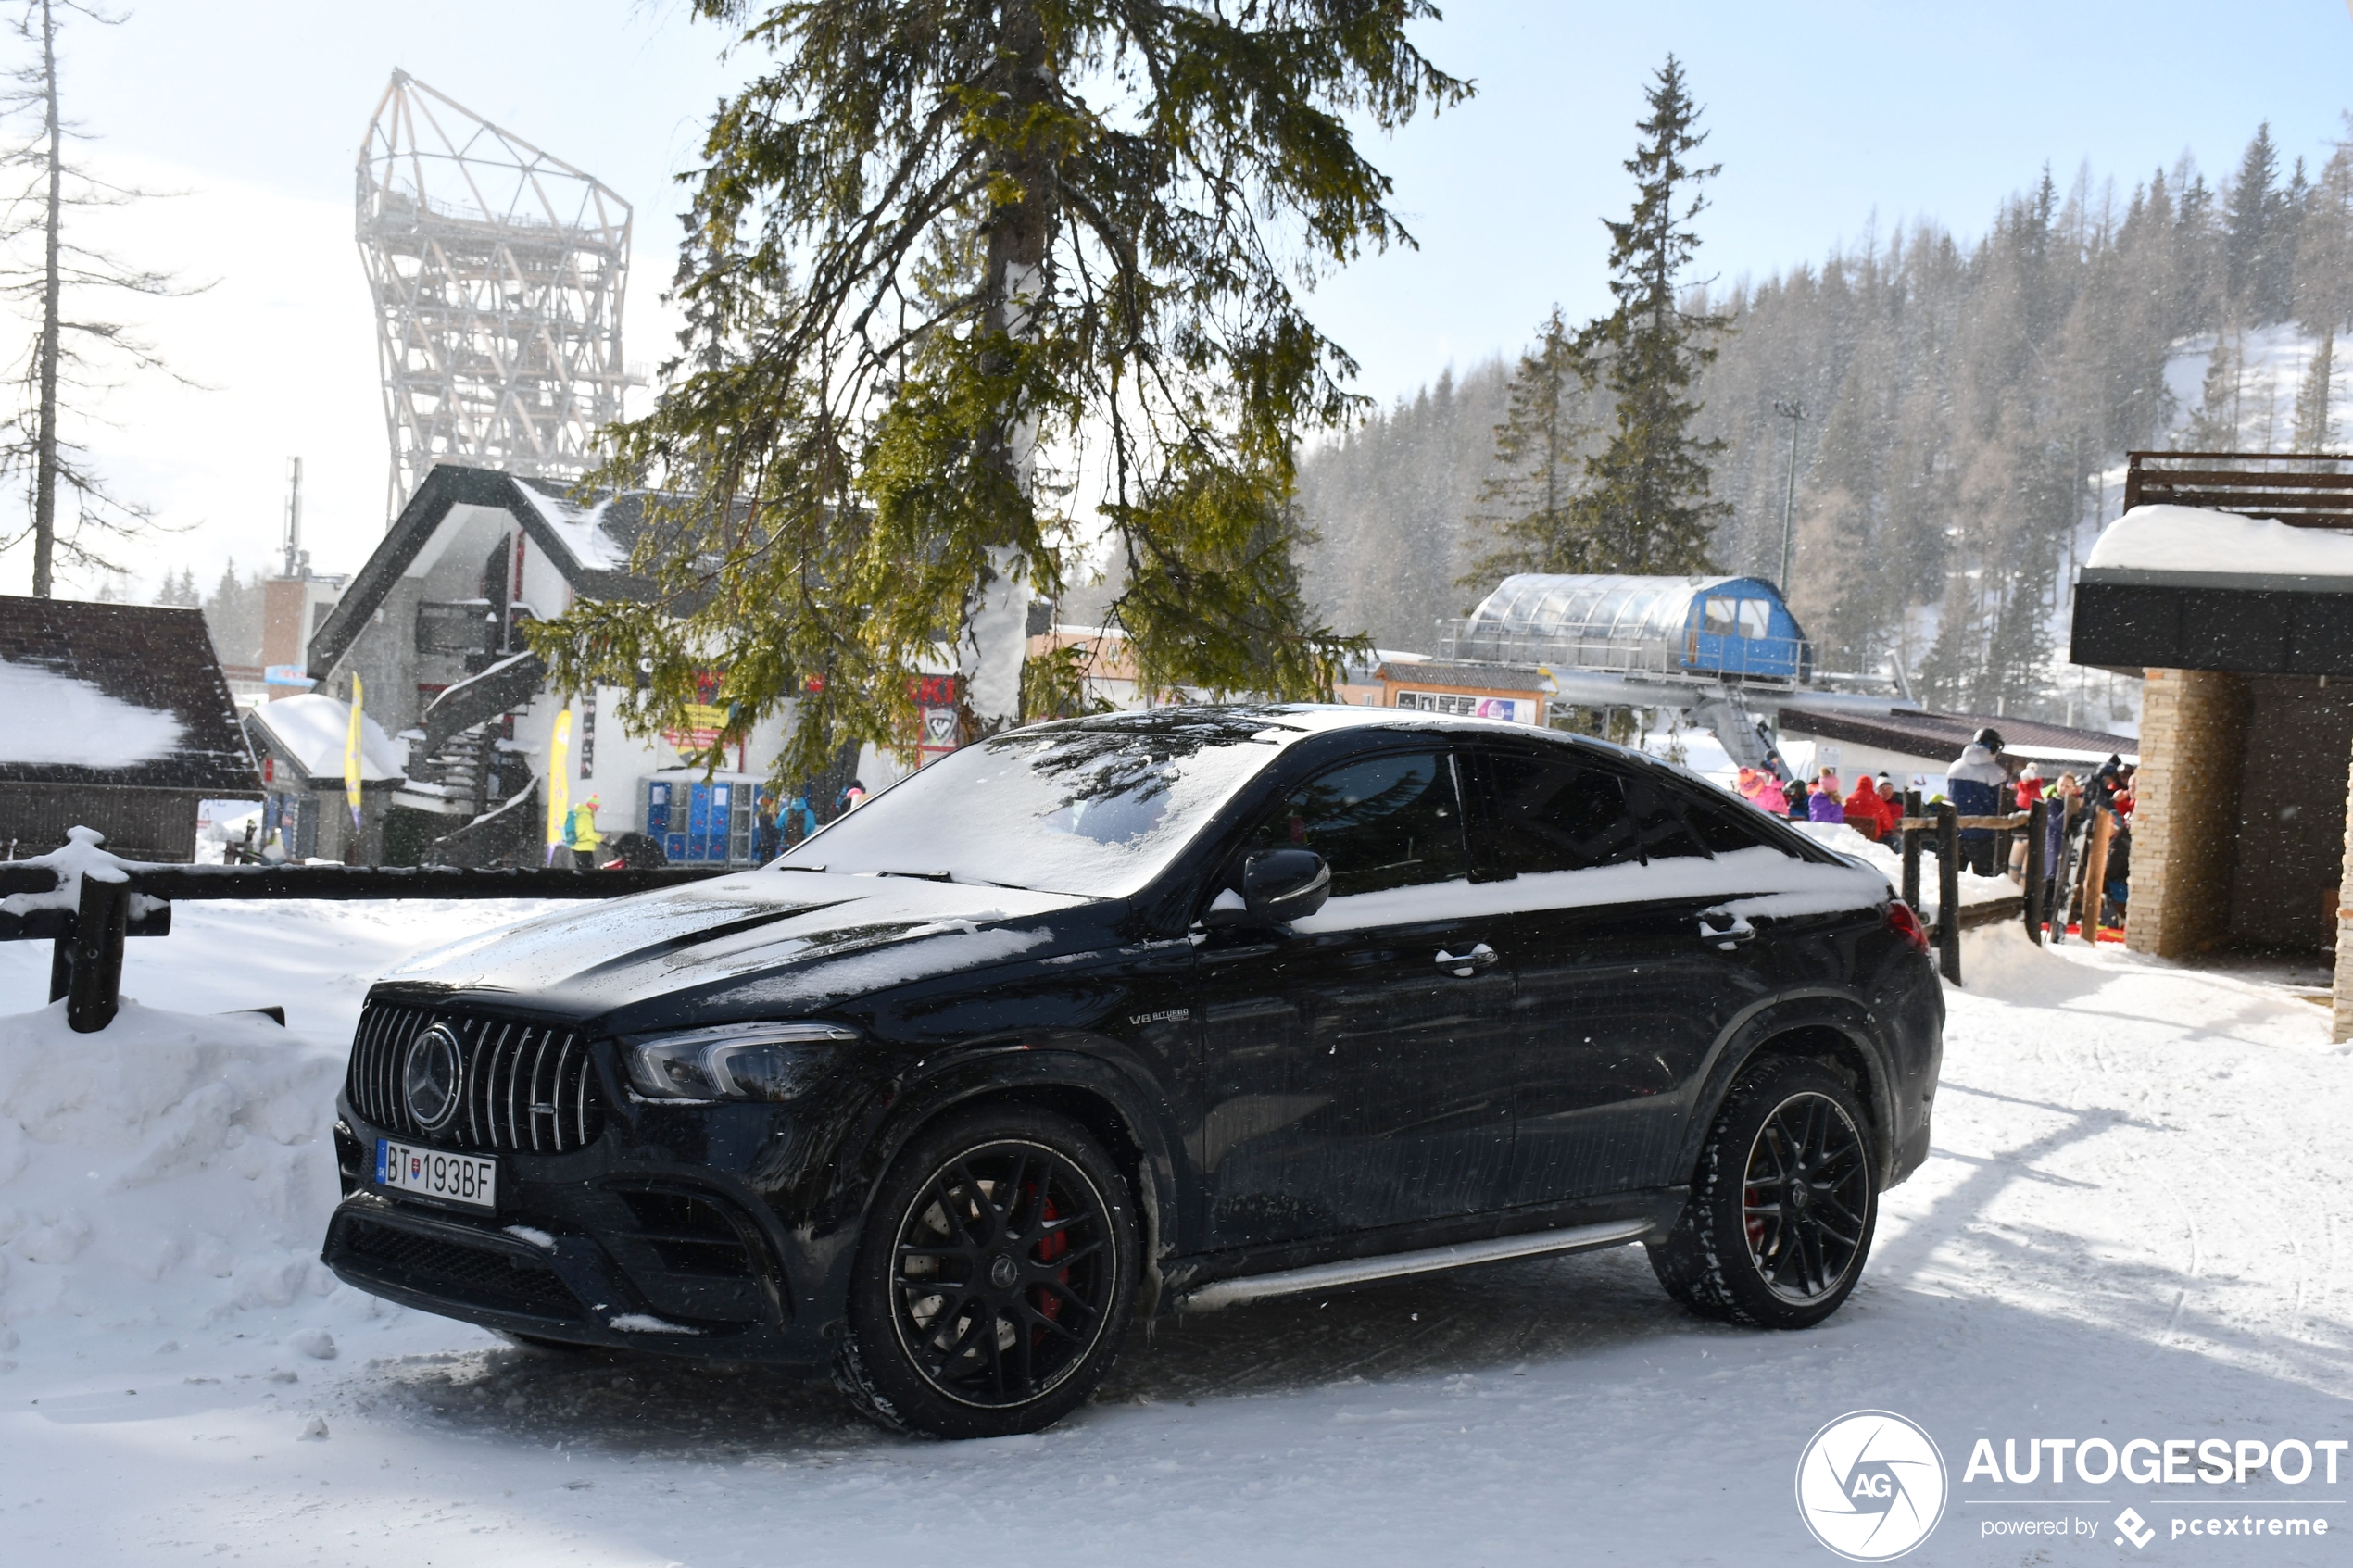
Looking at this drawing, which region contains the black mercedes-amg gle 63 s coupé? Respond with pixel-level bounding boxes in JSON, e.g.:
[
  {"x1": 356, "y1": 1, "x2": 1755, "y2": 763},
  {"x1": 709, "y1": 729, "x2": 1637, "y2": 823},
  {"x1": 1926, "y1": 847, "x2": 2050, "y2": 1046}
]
[{"x1": 323, "y1": 706, "x2": 1942, "y2": 1437}]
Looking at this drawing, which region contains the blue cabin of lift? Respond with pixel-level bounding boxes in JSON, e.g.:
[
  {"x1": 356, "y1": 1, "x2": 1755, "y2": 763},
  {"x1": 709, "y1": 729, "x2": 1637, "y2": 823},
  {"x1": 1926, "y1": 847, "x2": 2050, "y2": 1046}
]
[{"x1": 1448, "y1": 574, "x2": 1814, "y2": 682}]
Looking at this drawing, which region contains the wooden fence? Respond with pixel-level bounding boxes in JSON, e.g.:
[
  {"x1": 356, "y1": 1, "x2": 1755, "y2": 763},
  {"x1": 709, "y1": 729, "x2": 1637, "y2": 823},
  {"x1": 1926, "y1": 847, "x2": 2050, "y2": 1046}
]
[
  {"x1": 0, "y1": 834, "x2": 731, "y2": 1033},
  {"x1": 1894, "y1": 791, "x2": 2117, "y2": 984}
]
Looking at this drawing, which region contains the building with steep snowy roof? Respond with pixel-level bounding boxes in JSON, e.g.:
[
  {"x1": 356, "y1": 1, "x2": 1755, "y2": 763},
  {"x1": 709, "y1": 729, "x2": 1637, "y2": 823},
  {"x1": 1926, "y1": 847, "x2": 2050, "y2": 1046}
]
[
  {"x1": 299, "y1": 462, "x2": 785, "y2": 868},
  {"x1": 242, "y1": 693, "x2": 408, "y2": 862},
  {"x1": 0, "y1": 596, "x2": 262, "y2": 861}
]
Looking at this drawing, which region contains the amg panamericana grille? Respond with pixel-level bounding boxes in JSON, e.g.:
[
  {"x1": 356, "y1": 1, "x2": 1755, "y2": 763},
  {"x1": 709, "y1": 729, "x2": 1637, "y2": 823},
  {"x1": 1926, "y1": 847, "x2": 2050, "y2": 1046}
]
[{"x1": 346, "y1": 1003, "x2": 605, "y2": 1154}]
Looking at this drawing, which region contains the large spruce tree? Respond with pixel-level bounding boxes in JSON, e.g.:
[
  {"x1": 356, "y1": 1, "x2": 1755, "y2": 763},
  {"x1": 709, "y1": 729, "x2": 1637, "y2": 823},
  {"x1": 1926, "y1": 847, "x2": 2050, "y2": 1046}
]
[
  {"x1": 1575, "y1": 57, "x2": 1730, "y2": 575},
  {"x1": 1462, "y1": 307, "x2": 1588, "y2": 584},
  {"x1": 528, "y1": 0, "x2": 1464, "y2": 779},
  {"x1": 1478, "y1": 56, "x2": 1729, "y2": 580}
]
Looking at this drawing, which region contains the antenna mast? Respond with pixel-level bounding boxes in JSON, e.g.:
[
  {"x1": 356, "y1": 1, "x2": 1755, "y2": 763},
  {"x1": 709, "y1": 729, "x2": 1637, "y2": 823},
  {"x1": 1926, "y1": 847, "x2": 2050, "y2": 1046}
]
[{"x1": 282, "y1": 456, "x2": 305, "y2": 579}]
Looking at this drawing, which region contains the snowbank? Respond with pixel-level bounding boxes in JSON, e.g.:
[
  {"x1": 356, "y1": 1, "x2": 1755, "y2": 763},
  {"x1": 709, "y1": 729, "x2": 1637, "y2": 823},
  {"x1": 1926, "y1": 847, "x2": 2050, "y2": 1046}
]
[
  {"x1": 0, "y1": 659, "x2": 185, "y2": 768},
  {"x1": 2084, "y1": 502, "x2": 2353, "y2": 578},
  {"x1": 0, "y1": 1000, "x2": 348, "y2": 1338},
  {"x1": 1793, "y1": 820, "x2": 2016, "y2": 908}
]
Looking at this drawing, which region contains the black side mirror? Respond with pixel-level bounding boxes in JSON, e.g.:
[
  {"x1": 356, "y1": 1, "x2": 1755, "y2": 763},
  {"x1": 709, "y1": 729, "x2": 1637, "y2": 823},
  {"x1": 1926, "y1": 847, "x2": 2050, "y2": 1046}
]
[{"x1": 1203, "y1": 848, "x2": 1331, "y2": 929}]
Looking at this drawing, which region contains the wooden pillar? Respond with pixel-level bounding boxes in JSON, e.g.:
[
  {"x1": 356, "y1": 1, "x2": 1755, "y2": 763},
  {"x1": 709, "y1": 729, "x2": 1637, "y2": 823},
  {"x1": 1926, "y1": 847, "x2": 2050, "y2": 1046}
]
[
  {"x1": 1900, "y1": 788, "x2": 1923, "y2": 910},
  {"x1": 2024, "y1": 798, "x2": 2048, "y2": 943},
  {"x1": 2081, "y1": 808, "x2": 2116, "y2": 937},
  {"x1": 1937, "y1": 801, "x2": 1961, "y2": 984},
  {"x1": 65, "y1": 870, "x2": 127, "y2": 1033}
]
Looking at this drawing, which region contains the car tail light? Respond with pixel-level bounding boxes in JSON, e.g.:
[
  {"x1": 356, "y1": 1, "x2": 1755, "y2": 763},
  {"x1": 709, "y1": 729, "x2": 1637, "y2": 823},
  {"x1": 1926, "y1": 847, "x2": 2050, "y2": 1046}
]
[{"x1": 1886, "y1": 900, "x2": 1931, "y2": 955}]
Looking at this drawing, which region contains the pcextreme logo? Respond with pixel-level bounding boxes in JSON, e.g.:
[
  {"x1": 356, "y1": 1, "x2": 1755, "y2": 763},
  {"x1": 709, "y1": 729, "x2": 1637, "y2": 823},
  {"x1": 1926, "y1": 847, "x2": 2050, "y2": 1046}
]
[{"x1": 1795, "y1": 1410, "x2": 1951, "y2": 1562}]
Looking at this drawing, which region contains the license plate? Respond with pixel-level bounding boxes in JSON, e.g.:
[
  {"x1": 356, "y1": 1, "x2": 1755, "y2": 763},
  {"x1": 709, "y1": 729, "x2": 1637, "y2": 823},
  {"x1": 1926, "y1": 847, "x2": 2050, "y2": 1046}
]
[{"x1": 375, "y1": 1138, "x2": 497, "y2": 1210}]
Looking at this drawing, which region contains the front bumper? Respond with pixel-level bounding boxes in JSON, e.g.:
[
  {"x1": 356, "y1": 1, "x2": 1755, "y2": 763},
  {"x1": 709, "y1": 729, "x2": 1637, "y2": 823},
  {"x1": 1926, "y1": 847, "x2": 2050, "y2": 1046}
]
[{"x1": 321, "y1": 1106, "x2": 837, "y2": 1364}]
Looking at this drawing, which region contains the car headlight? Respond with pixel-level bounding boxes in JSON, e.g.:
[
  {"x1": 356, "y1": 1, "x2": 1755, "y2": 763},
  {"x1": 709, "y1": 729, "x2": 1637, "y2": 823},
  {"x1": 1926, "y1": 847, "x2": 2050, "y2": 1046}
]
[{"x1": 620, "y1": 1022, "x2": 858, "y2": 1102}]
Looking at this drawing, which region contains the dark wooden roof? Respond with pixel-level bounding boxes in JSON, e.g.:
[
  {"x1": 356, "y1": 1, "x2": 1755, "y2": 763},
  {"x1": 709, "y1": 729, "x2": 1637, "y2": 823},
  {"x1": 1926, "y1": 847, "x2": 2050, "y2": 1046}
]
[
  {"x1": 0, "y1": 596, "x2": 262, "y2": 793},
  {"x1": 1776, "y1": 702, "x2": 2137, "y2": 765}
]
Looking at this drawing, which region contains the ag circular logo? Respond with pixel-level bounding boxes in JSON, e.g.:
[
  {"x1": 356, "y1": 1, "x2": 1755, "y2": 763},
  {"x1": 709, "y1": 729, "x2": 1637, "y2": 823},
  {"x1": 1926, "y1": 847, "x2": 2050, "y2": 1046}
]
[{"x1": 1794, "y1": 1410, "x2": 1948, "y2": 1561}]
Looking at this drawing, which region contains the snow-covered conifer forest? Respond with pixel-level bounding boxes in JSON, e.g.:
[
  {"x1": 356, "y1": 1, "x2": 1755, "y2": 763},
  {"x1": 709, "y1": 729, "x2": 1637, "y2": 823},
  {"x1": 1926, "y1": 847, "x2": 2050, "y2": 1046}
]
[{"x1": 1303, "y1": 124, "x2": 2349, "y2": 730}]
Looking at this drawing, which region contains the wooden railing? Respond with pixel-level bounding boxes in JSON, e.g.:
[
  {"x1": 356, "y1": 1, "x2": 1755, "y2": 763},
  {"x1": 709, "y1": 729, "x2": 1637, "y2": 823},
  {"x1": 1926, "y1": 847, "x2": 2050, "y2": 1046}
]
[
  {"x1": 1893, "y1": 797, "x2": 2066, "y2": 985},
  {"x1": 0, "y1": 831, "x2": 731, "y2": 1032},
  {"x1": 2124, "y1": 450, "x2": 2353, "y2": 527}
]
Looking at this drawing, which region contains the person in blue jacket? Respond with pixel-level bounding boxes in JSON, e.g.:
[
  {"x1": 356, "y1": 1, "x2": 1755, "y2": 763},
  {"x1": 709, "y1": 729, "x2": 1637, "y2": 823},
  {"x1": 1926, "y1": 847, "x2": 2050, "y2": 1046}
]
[{"x1": 1946, "y1": 726, "x2": 2010, "y2": 876}]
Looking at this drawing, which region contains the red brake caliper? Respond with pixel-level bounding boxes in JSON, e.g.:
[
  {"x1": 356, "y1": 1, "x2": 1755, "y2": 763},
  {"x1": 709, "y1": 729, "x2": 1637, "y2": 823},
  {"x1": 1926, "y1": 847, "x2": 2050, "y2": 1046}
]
[{"x1": 1032, "y1": 1189, "x2": 1068, "y2": 1332}]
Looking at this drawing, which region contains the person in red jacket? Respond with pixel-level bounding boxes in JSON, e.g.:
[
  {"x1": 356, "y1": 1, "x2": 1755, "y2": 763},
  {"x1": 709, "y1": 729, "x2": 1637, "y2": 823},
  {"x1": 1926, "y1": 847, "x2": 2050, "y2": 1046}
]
[{"x1": 1843, "y1": 774, "x2": 1891, "y2": 841}]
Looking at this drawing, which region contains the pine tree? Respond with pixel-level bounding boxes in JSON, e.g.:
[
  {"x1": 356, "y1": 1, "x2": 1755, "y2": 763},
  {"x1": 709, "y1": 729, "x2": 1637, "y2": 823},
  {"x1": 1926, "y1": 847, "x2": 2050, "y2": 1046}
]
[
  {"x1": 2178, "y1": 330, "x2": 2244, "y2": 450},
  {"x1": 2225, "y1": 123, "x2": 2295, "y2": 323},
  {"x1": 1562, "y1": 56, "x2": 1730, "y2": 574},
  {"x1": 525, "y1": 0, "x2": 1466, "y2": 780},
  {"x1": 1462, "y1": 307, "x2": 1589, "y2": 583},
  {"x1": 200, "y1": 557, "x2": 262, "y2": 663},
  {"x1": 2295, "y1": 332, "x2": 2337, "y2": 453}
]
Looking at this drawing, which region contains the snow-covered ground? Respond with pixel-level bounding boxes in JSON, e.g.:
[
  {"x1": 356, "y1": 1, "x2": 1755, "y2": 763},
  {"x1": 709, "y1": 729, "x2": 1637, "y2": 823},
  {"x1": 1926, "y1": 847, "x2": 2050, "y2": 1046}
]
[{"x1": 3, "y1": 903, "x2": 2349, "y2": 1563}]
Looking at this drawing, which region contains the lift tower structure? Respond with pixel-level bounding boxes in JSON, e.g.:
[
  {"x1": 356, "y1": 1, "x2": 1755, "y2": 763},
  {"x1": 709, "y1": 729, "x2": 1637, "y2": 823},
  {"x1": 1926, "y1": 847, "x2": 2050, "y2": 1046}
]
[{"x1": 357, "y1": 70, "x2": 633, "y2": 518}]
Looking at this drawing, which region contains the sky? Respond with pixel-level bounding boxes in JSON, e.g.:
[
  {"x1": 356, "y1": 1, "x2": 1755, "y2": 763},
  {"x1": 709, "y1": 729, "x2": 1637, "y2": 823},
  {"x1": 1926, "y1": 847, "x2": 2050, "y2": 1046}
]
[{"x1": 7, "y1": 0, "x2": 2353, "y2": 599}]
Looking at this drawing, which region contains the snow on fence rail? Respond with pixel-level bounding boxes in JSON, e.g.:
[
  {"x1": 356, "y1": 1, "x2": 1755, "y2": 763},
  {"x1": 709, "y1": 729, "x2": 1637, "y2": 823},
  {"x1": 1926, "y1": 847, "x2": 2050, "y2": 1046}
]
[
  {"x1": 0, "y1": 826, "x2": 731, "y2": 1032},
  {"x1": 1891, "y1": 796, "x2": 2076, "y2": 985}
]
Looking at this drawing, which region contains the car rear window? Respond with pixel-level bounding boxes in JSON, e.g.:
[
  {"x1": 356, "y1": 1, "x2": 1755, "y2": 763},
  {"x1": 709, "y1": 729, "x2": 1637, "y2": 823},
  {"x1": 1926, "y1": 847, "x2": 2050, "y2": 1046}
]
[
  {"x1": 1483, "y1": 751, "x2": 1642, "y2": 873},
  {"x1": 1680, "y1": 786, "x2": 1787, "y2": 856}
]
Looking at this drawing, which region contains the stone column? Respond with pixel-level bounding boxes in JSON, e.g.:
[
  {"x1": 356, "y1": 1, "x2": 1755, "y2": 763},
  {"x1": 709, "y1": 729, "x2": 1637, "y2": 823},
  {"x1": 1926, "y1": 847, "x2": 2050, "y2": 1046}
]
[{"x1": 2127, "y1": 668, "x2": 2248, "y2": 959}]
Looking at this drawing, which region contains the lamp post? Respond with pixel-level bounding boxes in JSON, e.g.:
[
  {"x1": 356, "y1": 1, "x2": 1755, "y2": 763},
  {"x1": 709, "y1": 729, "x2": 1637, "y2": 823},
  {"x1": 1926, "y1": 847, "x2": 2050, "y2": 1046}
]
[{"x1": 1772, "y1": 399, "x2": 1806, "y2": 594}]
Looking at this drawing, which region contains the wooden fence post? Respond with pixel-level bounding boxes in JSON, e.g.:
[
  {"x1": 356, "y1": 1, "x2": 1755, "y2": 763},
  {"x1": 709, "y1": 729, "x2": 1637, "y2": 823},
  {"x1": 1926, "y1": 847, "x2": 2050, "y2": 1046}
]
[
  {"x1": 1937, "y1": 801, "x2": 1962, "y2": 983},
  {"x1": 1901, "y1": 788, "x2": 1923, "y2": 910},
  {"x1": 2023, "y1": 798, "x2": 2048, "y2": 943},
  {"x1": 2080, "y1": 808, "x2": 2116, "y2": 938},
  {"x1": 66, "y1": 872, "x2": 128, "y2": 1033}
]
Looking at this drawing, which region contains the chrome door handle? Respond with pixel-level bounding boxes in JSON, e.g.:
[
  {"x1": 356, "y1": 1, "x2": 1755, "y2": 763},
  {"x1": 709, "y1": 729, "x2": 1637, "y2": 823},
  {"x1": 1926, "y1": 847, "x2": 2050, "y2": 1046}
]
[
  {"x1": 1436, "y1": 942, "x2": 1498, "y2": 977},
  {"x1": 1698, "y1": 909, "x2": 1755, "y2": 949}
]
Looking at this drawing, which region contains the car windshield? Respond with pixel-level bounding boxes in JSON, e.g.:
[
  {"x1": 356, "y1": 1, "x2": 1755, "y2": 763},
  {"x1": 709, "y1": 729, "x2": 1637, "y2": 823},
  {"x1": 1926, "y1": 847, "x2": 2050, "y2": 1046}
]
[{"x1": 774, "y1": 712, "x2": 1304, "y2": 897}]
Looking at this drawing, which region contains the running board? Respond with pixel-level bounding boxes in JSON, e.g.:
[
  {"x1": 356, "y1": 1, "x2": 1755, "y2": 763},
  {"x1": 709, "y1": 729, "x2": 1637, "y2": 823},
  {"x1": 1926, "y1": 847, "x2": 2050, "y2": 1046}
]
[{"x1": 1176, "y1": 1219, "x2": 1655, "y2": 1313}]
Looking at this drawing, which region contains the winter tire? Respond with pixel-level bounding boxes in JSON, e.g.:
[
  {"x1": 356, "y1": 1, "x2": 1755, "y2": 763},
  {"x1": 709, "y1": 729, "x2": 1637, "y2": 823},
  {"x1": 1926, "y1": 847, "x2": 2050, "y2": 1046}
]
[
  {"x1": 835, "y1": 1104, "x2": 1139, "y2": 1438},
  {"x1": 1647, "y1": 1058, "x2": 1878, "y2": 1330}
]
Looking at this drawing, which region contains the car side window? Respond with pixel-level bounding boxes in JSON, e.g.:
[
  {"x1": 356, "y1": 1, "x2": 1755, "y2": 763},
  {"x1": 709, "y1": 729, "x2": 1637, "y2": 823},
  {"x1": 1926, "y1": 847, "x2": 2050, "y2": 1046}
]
[
  {"x1": 1482, "y1": 751, "x2": 1642, "y2": 874},
  {"x1": 1622, "y1": 771, "x2": 1711, "y2": 861},
  {"x1": 1680, "y1": 786, "x2": 1792, "y2": 856},
  {"x1": 1236, "y1": 751, "x2": 1466, "y2": 897}
]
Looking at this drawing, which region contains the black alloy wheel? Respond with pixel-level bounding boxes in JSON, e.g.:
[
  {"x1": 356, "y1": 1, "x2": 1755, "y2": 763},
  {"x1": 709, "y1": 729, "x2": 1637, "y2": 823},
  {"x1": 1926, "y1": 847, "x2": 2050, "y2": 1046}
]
[
  {"x1": 837, "y1": 1105, "x2": 1138, "y2": 1437},
  {"x1": 1741, "y1": 1089, "x2": 1871, "y2": 1304},
  {"x1": 1647, "y1": 1057, "x2": 1879, "y2": 1330}
]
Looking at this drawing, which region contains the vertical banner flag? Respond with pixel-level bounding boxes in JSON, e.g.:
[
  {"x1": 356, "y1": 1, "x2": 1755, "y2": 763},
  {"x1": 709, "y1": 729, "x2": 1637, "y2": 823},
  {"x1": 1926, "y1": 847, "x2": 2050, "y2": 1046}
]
[
  {"x1": 546, "y1": 707, "x2": 573, "y2": 864},
  {"x1": 343, "y1": 675, "x2": 365, "y2": 830}
]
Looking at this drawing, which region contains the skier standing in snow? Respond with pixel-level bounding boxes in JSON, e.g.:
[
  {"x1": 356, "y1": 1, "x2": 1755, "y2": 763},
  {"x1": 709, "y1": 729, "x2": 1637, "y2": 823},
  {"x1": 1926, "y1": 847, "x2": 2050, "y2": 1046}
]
[{"x1": 1946, "y1": 727, "x2": 2010, "y2": 876}]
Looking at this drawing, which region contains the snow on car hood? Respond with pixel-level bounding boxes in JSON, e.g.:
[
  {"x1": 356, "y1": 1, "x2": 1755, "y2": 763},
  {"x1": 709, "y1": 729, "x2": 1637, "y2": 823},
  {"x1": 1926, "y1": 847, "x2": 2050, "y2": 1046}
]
[{"x1": 381, "y1": 869, "x2": 1094, "y2": 1019}]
